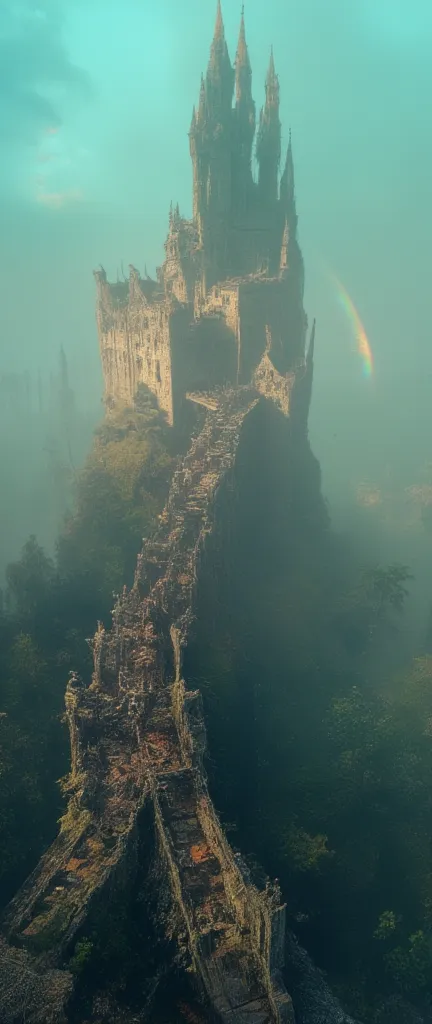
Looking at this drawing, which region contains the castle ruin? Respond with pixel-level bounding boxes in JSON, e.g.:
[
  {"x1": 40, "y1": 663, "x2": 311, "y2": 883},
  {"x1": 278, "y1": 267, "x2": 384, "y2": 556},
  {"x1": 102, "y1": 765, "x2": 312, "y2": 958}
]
[
  {"x1": 0, "y1": 9, "x2": 354, "y2": 1024},
  {"x1": 94, "y1": 1, "x2": 312, "y2": 428}
]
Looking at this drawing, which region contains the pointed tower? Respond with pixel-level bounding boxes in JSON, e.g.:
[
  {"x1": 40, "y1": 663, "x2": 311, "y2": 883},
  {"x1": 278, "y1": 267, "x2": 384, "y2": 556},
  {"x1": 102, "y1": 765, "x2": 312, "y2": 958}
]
[
  {"x1": 58, "y1": 346, "x2": 75, "y2": 429},
  {"x1": 280, "y1": 217, "x2": 289, "y2": 274},
  {"x1": 235, "y1": 6, "x2": 251, "y2": 103},
  {"x1": 256, "y1": 48, "x2": 281, "y2": 205},
  {"x1": 280, "y1": 131, "x2": 298, "y2": 236},
  {"x1": 189, "y1": 79, "x2": 207, "y2": 236},
  {"x1": 279, "y1": 130, "x2": 304, "y2": 300},
  {"x1": 232, "y1": 6, "x2": 256, "y2": 210},
  {"x1": 189, "y1": 1, "x2": 234, "y2": 286},
  {"x1": 206, "y1": 0, "x2": 234, "y2": 117}
]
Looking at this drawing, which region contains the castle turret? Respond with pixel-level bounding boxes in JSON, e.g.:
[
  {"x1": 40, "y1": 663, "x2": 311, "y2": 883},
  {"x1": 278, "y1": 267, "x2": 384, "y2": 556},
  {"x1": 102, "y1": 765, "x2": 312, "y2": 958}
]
[
  {"x1": 280, "y1": 217, "x2": 289, "y2": 274},
  {"x1": 189, "y1": 1, "x2": 234, "y2": 287},
  {"x1": 190, "y1": 77, "x2": 206, "y2": 225},
  {"x1": 279, "y1": 132, "x2": 304, "y2": 300},
  {"x1": 206, "y1": 0, "x2": 234, "y2": 119},
  {"x1": 232, "y1": 7, "x2": 255, "y2": 211},
  {"x1": 280, "y1": 131, "x2": 298, "y2": 236},
  {"x1": 256, "y1": 48, "x2": 281, "y2": 205}
]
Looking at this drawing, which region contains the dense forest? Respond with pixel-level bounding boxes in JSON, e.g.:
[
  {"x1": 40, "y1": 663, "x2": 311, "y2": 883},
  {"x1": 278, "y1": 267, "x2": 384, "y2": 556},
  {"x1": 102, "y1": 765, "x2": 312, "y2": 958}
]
[{"x1": 1, "y1": 389, "x2": 432, "y2": 1024}]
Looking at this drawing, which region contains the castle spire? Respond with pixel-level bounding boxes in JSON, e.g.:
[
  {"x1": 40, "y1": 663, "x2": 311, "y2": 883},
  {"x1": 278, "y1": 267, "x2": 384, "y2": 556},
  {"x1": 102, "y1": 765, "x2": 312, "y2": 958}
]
[
  {"x1": 280, "y1": 217, "x2": 289, "y2": 272},
  {"x1": 197, "y1": 74, "x2": 206, "y2": 122},
  {"x1": 282, "y1": 131, "x2": 294, "y2": 188},
  {"x1": 189, "y1": 0, "x2": 234, "y2": 259},
  {"x1": 280, "y1": 130, "x2": 298, "y2": 234},
  {"x1": 236, "y1": 7, "x2": 249, "y2": 72},
  {"x1": 256, "y1": 46, "x2": 281, "y2": 203},
  {"x1": 205, "y1": 0, "x2": 234, "y2": 117},
  {"x1": 265, "y1": 46, "x2": 279, "y2": 108},
  {"x1": 307, "y1": 319, "x2": 316, "y2": 366},
  {"x1": 235, "y1": 5, "x2": 252, "y2": 102},
  {"x1": 208, "y1": 0, "x2": 230, "y2": 75},
  {"x1": 232, "y1": 5, "x2": 255, "y2": 210},
  {"x1": 214, "y1": 0, "x2": 223, "y2": 38}
]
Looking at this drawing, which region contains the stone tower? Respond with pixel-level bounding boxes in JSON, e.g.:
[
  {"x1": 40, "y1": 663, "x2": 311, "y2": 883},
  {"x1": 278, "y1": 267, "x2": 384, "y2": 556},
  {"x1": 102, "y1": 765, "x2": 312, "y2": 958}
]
[{"x1": 94, "y1": 3, "x2": 312, "y2": 429}]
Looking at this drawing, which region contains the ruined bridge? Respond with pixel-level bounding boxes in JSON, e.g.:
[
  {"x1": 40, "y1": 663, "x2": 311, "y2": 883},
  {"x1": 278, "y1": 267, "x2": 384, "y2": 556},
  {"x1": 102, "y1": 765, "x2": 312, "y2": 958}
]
[{"x1": 0, "y1": 387, "x2": 294, "y2": 1024}]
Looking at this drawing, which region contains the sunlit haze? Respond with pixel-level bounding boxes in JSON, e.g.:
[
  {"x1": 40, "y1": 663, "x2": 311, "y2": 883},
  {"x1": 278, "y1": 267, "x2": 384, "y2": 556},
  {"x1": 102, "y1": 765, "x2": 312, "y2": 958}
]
[{"x1": 1, "y1": 0, "x2": 432, "y2": 520}]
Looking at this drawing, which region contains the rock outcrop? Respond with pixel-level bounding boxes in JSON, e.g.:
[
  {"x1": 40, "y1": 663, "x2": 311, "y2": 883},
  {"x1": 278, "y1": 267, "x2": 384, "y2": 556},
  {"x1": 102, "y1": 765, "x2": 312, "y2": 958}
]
[{"x1": 284, "y1": 933, "x2": 358, "y2": 1024}]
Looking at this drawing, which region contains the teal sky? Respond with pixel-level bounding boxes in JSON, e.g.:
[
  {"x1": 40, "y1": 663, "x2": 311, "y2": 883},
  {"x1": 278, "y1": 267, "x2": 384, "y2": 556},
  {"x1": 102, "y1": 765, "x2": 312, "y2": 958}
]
[{"x1": 1, "y1": 0, "x2": 432, "y2": 490}]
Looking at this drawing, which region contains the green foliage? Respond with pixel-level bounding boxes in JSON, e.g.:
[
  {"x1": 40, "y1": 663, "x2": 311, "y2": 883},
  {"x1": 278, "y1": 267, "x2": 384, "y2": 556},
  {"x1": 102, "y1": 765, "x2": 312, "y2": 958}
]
[
  {"x1": 6, "y1": 536, "x2": 55, "y2": 618},
  {"x1": 360, "y1": 564, "x2": 412, "y2": 613},
  {"x1": 0, "y1": 390, "x2": 173, "y2": 907},
  {"x1": 281, "y1": 825, "x2": 332, "y2": 873},
  {"x1": 333, "y1": 562, "x2": 412, "y2": 657},
  {"x1": 69, "y1": 937, "x2": 95, "y2": 976},
  {"x1": 384, "y1": 931, "x2": 432, "y2": 996},
  {"x1": 374, "y1": 911, "x2": 400, "y2": 941},
  {"x1": 57, "y1": 393, "x2": 173, "y2": 603}
]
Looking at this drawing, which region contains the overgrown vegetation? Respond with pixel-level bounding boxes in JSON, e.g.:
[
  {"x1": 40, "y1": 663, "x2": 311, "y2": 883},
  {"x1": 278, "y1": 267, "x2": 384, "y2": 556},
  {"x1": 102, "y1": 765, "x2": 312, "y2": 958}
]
[
  {"x1": 0, "y1": 386, "x2": 173, "y2": 905},
  {"x1": 1, "y1": 394, "x2": 432, "y2": 1022}
]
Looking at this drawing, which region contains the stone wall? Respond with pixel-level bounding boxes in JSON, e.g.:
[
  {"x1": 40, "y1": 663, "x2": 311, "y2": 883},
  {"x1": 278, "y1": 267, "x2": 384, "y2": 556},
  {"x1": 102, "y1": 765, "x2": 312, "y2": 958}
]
[
  {"x1": 171, "y1": 311, "x2": 239, "y2": 417},
  {"x1": 95, "y1": 268, "x2": 175, "y2": 424},
  {"x1": 95, "y1": 255, "x2": 307, "y2": 427},
  {"x1": 254, "y1": 346, "x2": 296, "y2": 416},
  {"x1": 162, "y1": 217, "x2": 199, "y2": 306}
]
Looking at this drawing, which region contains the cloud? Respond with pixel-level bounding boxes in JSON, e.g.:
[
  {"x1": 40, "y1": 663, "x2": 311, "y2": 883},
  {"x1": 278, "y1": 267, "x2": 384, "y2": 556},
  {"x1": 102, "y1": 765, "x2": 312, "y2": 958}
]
[
  {"x1": 36, "y1": 187, "x2": 83, "y2": 209},
  {"x1": 0, "y1": 0, "x2": 92, "y2": 193}
]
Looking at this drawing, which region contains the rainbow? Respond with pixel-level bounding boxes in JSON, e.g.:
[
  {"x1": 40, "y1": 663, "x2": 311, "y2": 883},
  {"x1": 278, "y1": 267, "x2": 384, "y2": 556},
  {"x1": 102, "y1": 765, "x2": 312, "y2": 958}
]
[{"x1": 331, "y1": 273, "x2": 374, "y2": 378}]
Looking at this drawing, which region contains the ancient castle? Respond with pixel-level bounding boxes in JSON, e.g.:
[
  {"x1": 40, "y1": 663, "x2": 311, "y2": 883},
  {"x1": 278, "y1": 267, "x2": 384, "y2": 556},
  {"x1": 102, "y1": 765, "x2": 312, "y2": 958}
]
[
  {"x1": 0, "y1": 9, "x2": 342, "y2": 1024},
  {"x1": 94, "y1": 1, "x2": 313, "y2": 428}
]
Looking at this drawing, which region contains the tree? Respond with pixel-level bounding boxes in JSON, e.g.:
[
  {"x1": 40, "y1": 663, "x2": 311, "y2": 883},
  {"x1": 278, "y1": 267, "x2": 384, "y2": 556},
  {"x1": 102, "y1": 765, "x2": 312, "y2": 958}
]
[
  {"x1": 333, "y1": 563, "x2": 412, "y2": 656},
  {"x1": 6, "y1": 537, "x2": 54, "y2": 620}
]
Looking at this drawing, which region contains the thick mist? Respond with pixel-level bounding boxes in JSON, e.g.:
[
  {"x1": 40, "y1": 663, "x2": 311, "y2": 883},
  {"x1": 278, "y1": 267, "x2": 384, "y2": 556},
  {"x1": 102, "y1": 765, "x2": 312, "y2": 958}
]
[
  {"x1": 1, "y1": 0, "x2": 432, "y2": 589},
  {"x1": 2, "y1": 9, "x2": 432, "y2": 1020}
]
